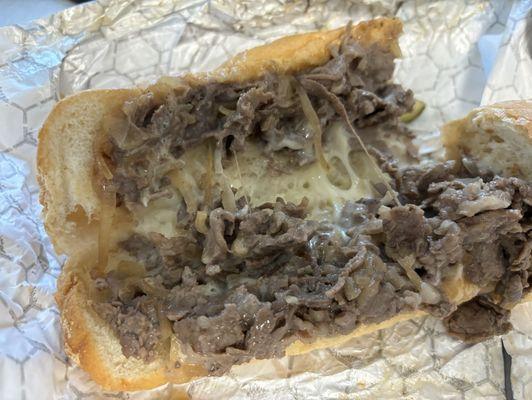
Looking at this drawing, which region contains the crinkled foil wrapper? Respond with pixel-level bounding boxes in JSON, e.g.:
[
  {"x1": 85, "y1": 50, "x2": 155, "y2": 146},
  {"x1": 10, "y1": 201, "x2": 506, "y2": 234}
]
[{"x1": 1, "y1": 0, "x2": 532, "y2": 399}]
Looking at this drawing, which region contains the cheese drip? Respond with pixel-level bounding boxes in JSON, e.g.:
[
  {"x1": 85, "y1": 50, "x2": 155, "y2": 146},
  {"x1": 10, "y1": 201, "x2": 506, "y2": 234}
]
[{"x1": 133, "y1": 122, "x2": 391, "y2": 238}]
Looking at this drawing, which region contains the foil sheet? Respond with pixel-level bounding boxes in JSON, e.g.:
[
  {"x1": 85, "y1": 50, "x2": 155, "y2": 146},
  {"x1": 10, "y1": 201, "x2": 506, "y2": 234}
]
[{"x1": 1, "y1": 0, "x2": 532, "y2": 398}]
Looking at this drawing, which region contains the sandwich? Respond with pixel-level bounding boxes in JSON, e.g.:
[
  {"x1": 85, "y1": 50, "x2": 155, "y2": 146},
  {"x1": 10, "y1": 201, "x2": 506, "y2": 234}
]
[{"x1": 37, "y1": 18, "x2": 532, "y2": 391}]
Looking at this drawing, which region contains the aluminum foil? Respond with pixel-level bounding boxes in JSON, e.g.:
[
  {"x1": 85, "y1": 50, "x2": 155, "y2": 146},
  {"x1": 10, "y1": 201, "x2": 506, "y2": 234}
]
[{"x1": 1, "y1": 0, "x2": 532, "y2": 398}]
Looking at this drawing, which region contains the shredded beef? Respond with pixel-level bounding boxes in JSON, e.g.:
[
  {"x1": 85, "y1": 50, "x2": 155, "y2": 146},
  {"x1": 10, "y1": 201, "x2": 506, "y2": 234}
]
[
  {"x1": 383, "y1": 205, "x2": 431, "y2": 261},
  {"x1": 121, "y1": 233, "x2": 161, "y2": 270},
  {"x1": 96, "y1": 171, "x2": 531, "y2": 371},
  {"x1": 95, "y1": 296, "x2": 160, "y2": 361},
  {"x1": 156, "y1": 198, "x2": 430, "y2": 372},
  {"x1": 92, "y1": 27, "x2": 532, "y2": 373},
  {"x1": 430, "y1": 178, "x2": 514, "y2": 219},
  {"x1": 444, "y1": 297, "x2": 512, "y2": 342},
  {"x1": 396, "y1": 161, "x2": 459, "y2": 203},
  {"x1": 201, "y1": 208, "x2": 235, "y2": 265},
  {"x1": 460, "y1": 209, "x2": 523, "y2": 285}
]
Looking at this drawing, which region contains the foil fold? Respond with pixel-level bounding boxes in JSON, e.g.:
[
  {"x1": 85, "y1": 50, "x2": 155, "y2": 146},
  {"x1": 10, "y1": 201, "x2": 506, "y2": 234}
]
[{"x1": 0, "y1": 0, "x2": 531, "y2": 398}]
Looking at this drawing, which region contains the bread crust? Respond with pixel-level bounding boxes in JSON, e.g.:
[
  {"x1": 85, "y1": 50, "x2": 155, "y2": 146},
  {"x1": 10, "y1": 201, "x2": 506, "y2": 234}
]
[
  {"x1": 443, "y1": 100, "x2": 532, "y2": 147},
  {"x1": 56, "y1": 257, "x2": 208, "y2": 390},
  {"x1": 188, "y1": 17, "x2": 402, "y2": 85},
  {"x1": 442, "y1": 100, "x2": 532, "y2": 179},
  {"x1": 38, "y1": 89, "x2": 141, "y2": 254},
  {"x1": 37, "y1": 19, "x2": 531, "y2": 392},
  {"x1": 488, "y1": 100, "x2": 532, "y2": 136}
]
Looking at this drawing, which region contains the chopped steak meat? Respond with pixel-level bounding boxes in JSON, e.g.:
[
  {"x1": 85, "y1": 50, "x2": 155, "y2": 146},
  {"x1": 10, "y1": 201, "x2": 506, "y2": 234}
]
[
  {"x1": 201, "y1": 208, "x2": 235, "y2": 265},
  {"x1": 444, "y1": 297, "x2": 512, "y2": 342},
  {"x1": 460, "y1": 209, "x2": 523, "y2": 285},
  {"x1": 107, "y1": 34, "x2": 413, "y2": 205},
  {"x1": 383, "y1": 205, "x2": 431, "y2": 261},
  {"x1": 96, "y1": 171, "x2": 531, "y2": 371},
  {"x1": 92, "y1": 28, "x2": 532, "y2": 373},
  {"x1": 430, "y1": 178, "x2": 514, "y2": 219},
  {"x1": 95, "y1": 296, "x2": 160, "y2": 362}
]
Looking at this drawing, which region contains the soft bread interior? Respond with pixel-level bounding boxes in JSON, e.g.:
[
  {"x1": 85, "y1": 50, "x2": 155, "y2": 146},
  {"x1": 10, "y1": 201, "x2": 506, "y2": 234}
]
[
  {"x1": 38, "y1": 89, "x2": 141, "y2": 255},
  {"x1": 442, "y1": 100, "x2": 532, "y2": 180}
]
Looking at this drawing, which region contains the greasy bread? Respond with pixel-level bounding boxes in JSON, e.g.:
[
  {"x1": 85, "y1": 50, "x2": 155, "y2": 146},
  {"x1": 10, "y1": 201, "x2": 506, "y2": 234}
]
[
  {"x1": 38, "y1": 18, "x2": 531, "y2": 392},
  {"x1": 442, "y1": 100, "x2": 532, "y2": 180}
]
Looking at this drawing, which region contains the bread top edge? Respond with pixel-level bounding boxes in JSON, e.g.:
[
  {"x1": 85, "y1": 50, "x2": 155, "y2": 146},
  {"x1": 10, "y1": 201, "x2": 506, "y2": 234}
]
[{"x1": 183, "y1": 17, "x2": 403, "y2": 86}]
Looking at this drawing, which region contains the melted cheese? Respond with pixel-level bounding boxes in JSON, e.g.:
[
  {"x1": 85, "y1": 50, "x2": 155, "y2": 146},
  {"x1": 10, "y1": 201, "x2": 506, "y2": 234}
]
[
  {"x1": 134, "y1": 188, "x2": 183, "y2": 237},
  {"x1": 224, "y1": 122, "x2": 376, "y2": 220},
  {"x1": 134, "y1": 122, "x2": 387, "y2": 237}
]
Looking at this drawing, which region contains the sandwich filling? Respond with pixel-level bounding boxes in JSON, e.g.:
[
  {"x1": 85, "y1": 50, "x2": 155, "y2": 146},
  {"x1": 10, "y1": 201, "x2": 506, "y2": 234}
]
[{"x1": 92, "y1": 31, "x2": 532, "y2": 373}]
